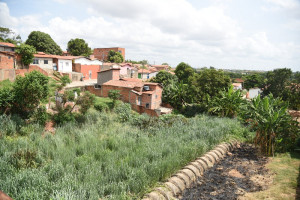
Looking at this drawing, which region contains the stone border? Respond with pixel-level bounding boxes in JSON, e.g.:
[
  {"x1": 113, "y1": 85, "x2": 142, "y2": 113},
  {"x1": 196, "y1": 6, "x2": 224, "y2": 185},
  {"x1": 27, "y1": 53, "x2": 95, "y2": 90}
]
[{"x1": 143, "y1": 140, "x2": 239, "y2": 200}]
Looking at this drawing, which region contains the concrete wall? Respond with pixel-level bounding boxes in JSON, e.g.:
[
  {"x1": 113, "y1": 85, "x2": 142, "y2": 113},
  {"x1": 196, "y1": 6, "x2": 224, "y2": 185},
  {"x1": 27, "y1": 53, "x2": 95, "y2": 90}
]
[
  {"x1": 249, "y1": 88, "x2": 262, "y2": 99},
  {"x1": 74, "y1": 57, "x2": 102, "y2": 65},
  {"x1": 0, "y1": 69, "x2": 15, "y2": 81},
  {"x1": 31, "y1": 57, "x2": 53, "y2": 70},
  {"x1": 139, "y1": 72, "x2": 157, "y2": 80},
  {"x1": 57, "y1": 59, "x2": 72, "y2": 73}
]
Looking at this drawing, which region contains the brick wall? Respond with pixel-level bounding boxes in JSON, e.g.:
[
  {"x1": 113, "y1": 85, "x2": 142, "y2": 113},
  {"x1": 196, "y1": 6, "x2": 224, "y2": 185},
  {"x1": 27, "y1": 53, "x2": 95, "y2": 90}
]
[
  {"x1": 93, "y1": 47, "x2": 125, "y2": 61},
  {"x1": 0, "y1": 53, "x2": 14, "y2": 69},
  {"x1": 81, "y1": 65, "x2": 100, "y2": 80}
]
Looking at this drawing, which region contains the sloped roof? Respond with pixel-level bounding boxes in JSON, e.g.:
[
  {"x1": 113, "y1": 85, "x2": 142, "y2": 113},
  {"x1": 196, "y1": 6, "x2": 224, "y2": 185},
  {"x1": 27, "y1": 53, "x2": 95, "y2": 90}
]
[
  {"x1": 0, "y1": 42, "x2": 15, "y2": 48},
  {"x1": 103, "y1": 80, "x2": 144, "y2": 88}
]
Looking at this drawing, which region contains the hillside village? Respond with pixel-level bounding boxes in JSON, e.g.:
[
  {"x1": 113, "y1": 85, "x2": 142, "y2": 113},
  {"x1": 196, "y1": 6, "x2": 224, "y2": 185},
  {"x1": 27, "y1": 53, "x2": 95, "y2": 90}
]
[
  {"x1": 0, "y1": 40, "x2": 267, "y2": 118},
  {"x1": 0, "y1": 19, "x2": 299, "y2": 200}
]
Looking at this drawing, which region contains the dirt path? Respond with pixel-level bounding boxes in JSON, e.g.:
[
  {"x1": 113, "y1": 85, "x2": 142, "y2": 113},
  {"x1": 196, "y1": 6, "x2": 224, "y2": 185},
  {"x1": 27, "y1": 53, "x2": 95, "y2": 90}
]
[{"x1": 180, "y1": 143, "x2": 273, "y2": 200}]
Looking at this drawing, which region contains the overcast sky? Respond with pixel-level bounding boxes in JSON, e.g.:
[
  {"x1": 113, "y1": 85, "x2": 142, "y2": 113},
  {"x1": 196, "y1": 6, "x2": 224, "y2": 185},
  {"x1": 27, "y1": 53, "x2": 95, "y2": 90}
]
[{"x1": 0, "y1": 0, "x2": 299, "y2": 71}]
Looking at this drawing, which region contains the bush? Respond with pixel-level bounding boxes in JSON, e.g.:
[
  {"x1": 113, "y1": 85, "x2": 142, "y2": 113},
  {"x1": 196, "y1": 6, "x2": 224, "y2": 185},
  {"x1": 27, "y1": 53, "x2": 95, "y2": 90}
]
[
  {"x1": 114, "y1": 103, "x2": 132, "y2": 122},
  {"x1": 30, "y1": 106, "x2": 49, "y2": 126},
  {"x1": 94, "y1": 102, "x2": 109, "y2": 112},
  {"x1": 53, "y1": 106, "x2": 75, "y2": 126}
]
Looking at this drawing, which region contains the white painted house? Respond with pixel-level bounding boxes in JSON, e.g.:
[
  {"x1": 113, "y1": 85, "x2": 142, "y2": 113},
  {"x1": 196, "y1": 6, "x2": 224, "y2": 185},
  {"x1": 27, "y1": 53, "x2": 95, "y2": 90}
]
[
  {"x1": 248, "y1": 88, "x2": 262, "y2": 99},
  {"x1": 74, "y1": 57, "x2": 102, "y2": 65},
  {"x1": 53, "y1": 56, "x2": 73, "y2": 73}
]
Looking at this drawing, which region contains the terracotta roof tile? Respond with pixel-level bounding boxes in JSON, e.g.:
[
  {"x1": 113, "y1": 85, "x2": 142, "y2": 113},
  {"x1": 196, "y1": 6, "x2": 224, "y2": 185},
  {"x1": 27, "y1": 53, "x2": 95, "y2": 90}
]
[
  {"x1": 103, "y1": 80, "x2": 144, "y2": 88},
  {"x1": 0, "y1": 42, "x2": 15, "y2": 48}
]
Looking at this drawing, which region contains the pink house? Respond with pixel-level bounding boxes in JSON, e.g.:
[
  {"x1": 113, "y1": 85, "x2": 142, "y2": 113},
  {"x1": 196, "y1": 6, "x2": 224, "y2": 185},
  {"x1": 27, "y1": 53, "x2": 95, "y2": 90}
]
[{"x1": 119, "y1": 63, "x2": 138, "y2": 78}]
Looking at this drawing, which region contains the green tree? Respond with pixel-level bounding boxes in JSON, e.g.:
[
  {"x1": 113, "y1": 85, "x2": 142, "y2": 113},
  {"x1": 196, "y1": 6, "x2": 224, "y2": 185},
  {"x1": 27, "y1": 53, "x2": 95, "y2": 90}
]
[
  {"x1": 191, "y1": 68, "x2": 231, "y2": 103},
  {"x1": 163, "y1": 81, "x2": 190, "y2": 110},
  {"x1": 244, "y1": 74, "x2": 265, "y2": 90},
  {"x1": 25, "y1": 31, "x2": 62, "y2": 55},
  {"x1": 67, "y1": 38, "x2": 92, "y2": 56},
  {"x1": 240, "y1": 94, "x2": 299, "y2": 155},
  {"x1": 108, "y1": 50, "x2": 123, "y2": 63},
  {"x1": 13, "y1": 70, "x2": 49, "y2": 117},
  {"x1": 209, "y1": 85, "x2": 244, "y2": 118},
  {"x1": 15, "y1": 43, "x2": 36, "y2": 66},
  {"x1": 108, "y1": 90, "x2": 121, "y2": 108},
  {"x1": 174, "y1": 62, "x2": 195, "y2": 83},
  {"x1": 263, "y1": 68, "x2": 292, "y2": 98},
  {"x1": 150, "y1": 70, "x2": 178, "y2": 86},
  {"x1": 0, "y1": 27, "x2": 22, "y2": 45}
]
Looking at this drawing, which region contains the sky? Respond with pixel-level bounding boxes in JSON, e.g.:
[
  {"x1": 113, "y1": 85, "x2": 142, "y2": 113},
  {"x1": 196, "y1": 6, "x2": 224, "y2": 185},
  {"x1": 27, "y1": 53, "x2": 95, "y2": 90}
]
[{"x1": 0, "y1": 0, "x2": 299, "y2": 71}]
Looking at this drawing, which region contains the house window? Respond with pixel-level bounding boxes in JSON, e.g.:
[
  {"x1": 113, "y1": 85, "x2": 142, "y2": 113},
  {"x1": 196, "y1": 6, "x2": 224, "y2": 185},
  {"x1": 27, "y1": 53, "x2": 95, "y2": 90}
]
[
  {"x1": 138, "y1": 97, "x2": 141, "y2": 105},
  {"x1": 8, "y1": 56, "x2": 11, "y2": 59},
  {"x1": 65, "y1": 62, "x2": 69, "y2": 66},
  {"x1": 33, "y1": 59, "x2": 39, "y2": 64},
  {"x1": 118, "y1": 50, "x2": 122, "y2": 53},
  {"x1": 146, "y1": 103, "x2": 150, "y2": 108},
  {"x1": 44, "y1": 60, "x2": 48, "y2": 64},
  {"x1": 155, "y1": 95, "x2": 158, "y2": 99},
  {"x1": 147, "y1": 73, "x2": 149, "y2": 79}
]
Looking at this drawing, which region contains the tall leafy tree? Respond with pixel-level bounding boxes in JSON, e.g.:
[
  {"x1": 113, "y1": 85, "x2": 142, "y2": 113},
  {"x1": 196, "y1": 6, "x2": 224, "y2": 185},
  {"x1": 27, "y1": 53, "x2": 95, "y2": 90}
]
[
  {"x1": 25, "y1": 31, "x2": 62, "y2": 55},
  {"x1": 263, "y1": 68, "x2": 292, "y2": 98},
  {"x1": 15, "y1": 43, "x2": 36, "y2": 66},
  {"x1": 174, "y1": 62, "x2": 195, "y2": 83},
  {"x1": 191, "y1": 68, "x2": 231, "y2": 102},
  {"x1": 108, "y1": 50, "x2": 123, "y2": 63},
  {"x1": 0, "y1": 27, "x2": 22, "y2": 45},
  {"x1": 150, "y1": 70, "x2": 178, "y2": 86},
  {"x1": 244, "y1": 74, "x2": 265, "y2": 90},
  {"x1": 67, "y1": 38, "x2": 92, "y2": 56}
]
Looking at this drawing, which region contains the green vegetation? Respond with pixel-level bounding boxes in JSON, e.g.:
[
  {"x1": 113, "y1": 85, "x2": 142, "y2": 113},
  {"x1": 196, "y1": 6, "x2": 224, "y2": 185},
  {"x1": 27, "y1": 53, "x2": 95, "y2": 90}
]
[
  {"x1": 0, "y1": 71, "x2": 49, "y2": 117},
  {"x1": 15, "y1": 43, "x2": 36, "y2": 66},
  {"x1": 25, "y1": 31, "x2": 63, "y2": 55},
  {"x1": 67, "y1": 38, "x2": 92, "y2": 56},
  {"x1": 0, "y1": 109, "x2": 250, "y2": 199},
  {"x1": 0, "y1": 27, "x2": 22, "y2": 45},
  {"x1": 107, "y1": 50, "x2": 124, "y2": 63},
  {"x1": 108, "y1": 90, "x2": 121, "y2": 108}
]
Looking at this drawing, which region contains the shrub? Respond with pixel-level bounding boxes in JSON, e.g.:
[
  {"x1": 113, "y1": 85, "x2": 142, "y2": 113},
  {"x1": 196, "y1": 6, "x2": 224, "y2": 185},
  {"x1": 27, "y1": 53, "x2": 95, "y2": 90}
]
[
  {"x1": 53, "y1": 106, "x2": 75, "y2": 126},
  {"x1": 114, "y1": 103, "x2": 132, "y2": 122},
  {"x1": 108, "y1": 90, "x2": 120, "y2": 108},
  {"x1": 239, "y1": 94, "x2": 299, "y2": 155},
  {"x1": 29, "y1": 106, "x2": 49, "y2": 126},
  {"x1": 94, "y1": 102, "x2": 109, "y2": 112}
]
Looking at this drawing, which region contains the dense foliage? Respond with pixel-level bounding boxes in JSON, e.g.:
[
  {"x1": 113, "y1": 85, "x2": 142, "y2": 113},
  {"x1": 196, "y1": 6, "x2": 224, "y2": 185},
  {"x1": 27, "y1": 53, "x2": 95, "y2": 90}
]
[
  {"x1": 239, "y1": 95, "x2": 299, "y2": 155},
  {"x1": 107, "y1": 50, "x2": 123, "y2": 63},
  {"x1": 0, "y1": 27, "x2": 22, "y2": 45},
  {"x1": 15, "y1": 43, "x2": 36, "y2": 66},
  {"x1": 25, "y1": 31, "x2": 62, "y2": 55},
  {"x1": 67, "y1": 38, "x2": 92, "y2": 56},
  {"x1": 0, "y1": 71, "x2": 49, "y2": 117},
  {"x1": 0, "y1": 109, "x2": 249, "y2": 199}
]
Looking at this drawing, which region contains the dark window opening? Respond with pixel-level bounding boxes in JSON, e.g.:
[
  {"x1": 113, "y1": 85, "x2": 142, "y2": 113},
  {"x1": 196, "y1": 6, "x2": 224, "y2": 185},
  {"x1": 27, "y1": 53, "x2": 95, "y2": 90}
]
[
  {"x1": 44, "y1": 60, "x2": 48, "y2": 64},
  {"x1": 33, "y1": 59, "x2": 39, "y2": 64},
  {"x1": 146, "y1": 103, "x2": 150, "y2": 108}
]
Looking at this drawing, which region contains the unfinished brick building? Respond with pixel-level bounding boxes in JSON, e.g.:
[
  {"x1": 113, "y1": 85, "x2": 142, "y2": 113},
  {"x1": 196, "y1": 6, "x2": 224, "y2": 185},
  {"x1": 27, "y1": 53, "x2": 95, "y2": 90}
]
[{"x1": 93, "y1": 47, "x2": 125, "y2": 61}]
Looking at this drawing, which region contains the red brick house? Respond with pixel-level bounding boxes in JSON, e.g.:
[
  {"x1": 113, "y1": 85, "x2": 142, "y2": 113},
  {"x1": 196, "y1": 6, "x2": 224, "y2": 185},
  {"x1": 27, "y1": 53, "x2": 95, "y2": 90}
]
[
  {"x1": 93, "y1": 47, "x2": 125, "y2": 61},
  {"x1": 86, "y1": 67, "x2": 164, "y2": 116},
  {"x1": 0, "y1": 42, "x2": 16, "y2": 69}
]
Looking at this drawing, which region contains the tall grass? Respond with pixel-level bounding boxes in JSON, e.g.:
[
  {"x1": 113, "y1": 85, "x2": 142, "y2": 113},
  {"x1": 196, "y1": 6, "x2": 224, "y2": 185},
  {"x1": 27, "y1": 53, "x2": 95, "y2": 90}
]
[{"x1": 0, "y1": 110, "x2": 250, "y2": 199}]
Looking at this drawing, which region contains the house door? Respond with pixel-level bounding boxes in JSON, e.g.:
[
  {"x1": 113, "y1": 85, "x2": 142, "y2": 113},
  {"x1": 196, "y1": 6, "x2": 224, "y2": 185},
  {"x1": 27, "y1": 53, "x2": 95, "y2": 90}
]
[
  {"x1": 89, "y1": 70, "x2": 92, "y2": 79},
  {"x1": 138, "y1": 73, "x2": 141, "y2": 79},
  {"x1": 59, "y1": 62, "x2": 63, "y2": 72},
  {"x1": 138, "y1": 96, "x2": 141, "y2": 105}
]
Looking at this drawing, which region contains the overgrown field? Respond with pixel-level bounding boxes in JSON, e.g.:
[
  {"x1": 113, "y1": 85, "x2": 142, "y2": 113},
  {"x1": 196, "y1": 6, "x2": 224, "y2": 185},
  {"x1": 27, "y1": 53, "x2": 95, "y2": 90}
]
[{"x1": 0, "y1": 110, "x2": 250, "y2": 199}]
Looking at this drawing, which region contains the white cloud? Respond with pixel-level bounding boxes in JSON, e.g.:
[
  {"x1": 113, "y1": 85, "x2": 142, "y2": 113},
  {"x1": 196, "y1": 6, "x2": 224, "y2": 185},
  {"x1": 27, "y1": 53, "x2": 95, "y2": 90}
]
[
  {"x1": 0, "y1": 1, "x2": 299, "y2": 71},
  {"x1": 0, "y1": 2, "x2": 18, "y2": 27}
]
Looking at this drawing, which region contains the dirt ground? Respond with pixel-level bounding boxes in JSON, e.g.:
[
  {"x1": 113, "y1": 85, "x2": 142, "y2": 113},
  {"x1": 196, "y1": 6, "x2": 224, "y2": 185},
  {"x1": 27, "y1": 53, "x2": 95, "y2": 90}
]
[{"x1": 180, "y1": 143, "x2": 273, "y2": 200}]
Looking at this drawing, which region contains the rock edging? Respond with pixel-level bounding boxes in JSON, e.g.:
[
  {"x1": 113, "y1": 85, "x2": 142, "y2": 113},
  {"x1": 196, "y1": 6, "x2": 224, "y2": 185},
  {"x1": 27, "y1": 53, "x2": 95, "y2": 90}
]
[{"x1": 142, "y1": 140, "x2": 239, "y2": 200}]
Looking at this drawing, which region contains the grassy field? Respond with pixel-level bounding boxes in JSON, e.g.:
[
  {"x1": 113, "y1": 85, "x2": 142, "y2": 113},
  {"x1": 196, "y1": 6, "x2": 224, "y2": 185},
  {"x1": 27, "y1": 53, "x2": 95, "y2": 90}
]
[
  {"x1": 0, "y1": 109, "x2": 250, "y2": 199},
  {"x1": 242, "y1": 151, "x2": 300, "y2": 200}
]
